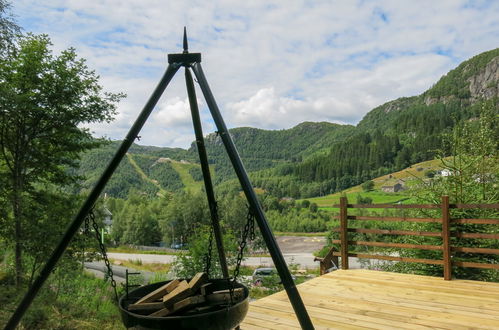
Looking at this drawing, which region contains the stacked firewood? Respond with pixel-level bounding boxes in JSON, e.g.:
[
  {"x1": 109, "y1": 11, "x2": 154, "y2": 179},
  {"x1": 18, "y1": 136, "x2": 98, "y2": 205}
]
[{"x1": 127, "y1": 273, "x2": 244, "y2": 317}]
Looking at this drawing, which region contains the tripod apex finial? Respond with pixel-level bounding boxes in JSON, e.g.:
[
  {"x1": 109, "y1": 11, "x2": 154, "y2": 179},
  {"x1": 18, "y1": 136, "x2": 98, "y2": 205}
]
[{"x1": 183, "y1": 27, "x2": 188, "y2": 53}]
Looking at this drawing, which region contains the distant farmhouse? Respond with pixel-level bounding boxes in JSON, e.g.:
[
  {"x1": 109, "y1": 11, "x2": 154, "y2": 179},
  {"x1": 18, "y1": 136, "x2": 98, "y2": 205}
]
[
  {"x1": 381, "y1": 182, "x2": 405, "y2": 193},
  {"x1": 440, "y1": 169, "x2": 452, "y2": 177}
]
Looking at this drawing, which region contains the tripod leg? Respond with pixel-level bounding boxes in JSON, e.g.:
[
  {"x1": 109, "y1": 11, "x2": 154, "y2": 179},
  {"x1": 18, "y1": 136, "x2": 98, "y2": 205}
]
[
  {"x1": 185, "y1": 66, "x2": 229, "y2": 279},
  {"x1": 5, "y1": 63, "x2": 181, "y2": 330},
  {"x1": 191, "y1": 62, "x2": 314, "y2": 330}
]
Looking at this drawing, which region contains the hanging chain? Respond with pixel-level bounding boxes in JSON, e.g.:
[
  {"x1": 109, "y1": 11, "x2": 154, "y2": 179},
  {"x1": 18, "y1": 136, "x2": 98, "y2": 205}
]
[
  {"x1": 203, "y1": 228, "x2": 214, "y2": 277},
  {"x1": 249, "y1": 209, "x2": 256, "y2": 241},
  {"x1": 232, "y1": 207, "x2": 255, "y2": 280},
  {"x1": 84, "y1": 213, "x2": 90, "y2": 235},
  {"x1": 86, "y1": 208, "x2": 119, "y2": 302},
  {"x1": 227, "y1": 206, "x2": 256, "y2": 306},
  {"x1": 203, "y1": 201, "x2": 218, "y2": 277}
]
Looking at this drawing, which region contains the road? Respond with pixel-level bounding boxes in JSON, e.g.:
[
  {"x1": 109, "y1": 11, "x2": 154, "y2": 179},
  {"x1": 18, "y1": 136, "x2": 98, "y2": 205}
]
[
  {"x1": 85, "y1": 235, "x2": 364, "y2": 279},
  {"x1": 102, "y1": 235, "x2": 362, "y2": 269},
  {"x1": 106, "y1": 252, "x2": 320, "y2": 268}
]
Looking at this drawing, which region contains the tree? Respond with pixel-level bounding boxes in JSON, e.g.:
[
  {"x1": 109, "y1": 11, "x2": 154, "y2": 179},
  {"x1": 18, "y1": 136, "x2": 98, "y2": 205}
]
[
  {"x1": 361, "y1": 180, "x2": 375, "y2": 192},
  {"x1": 0, "y1": 34, "x2": 123, "y2": 285},
  {"x1": 172, "y1": 225, "x2": 238, "y2": 279},
  {"x1": 0, "y1": 0, "x2": 20, "y2": 55}
]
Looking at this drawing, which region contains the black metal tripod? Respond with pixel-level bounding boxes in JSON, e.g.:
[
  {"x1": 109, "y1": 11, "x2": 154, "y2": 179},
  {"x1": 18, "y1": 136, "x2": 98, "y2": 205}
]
[{"x1": 5, "y1": 29, "x2": 314, "y2": 330}]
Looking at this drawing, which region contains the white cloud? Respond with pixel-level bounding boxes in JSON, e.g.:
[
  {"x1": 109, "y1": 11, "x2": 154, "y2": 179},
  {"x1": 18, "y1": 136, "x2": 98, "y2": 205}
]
[{"x1": 13, "y1": 0, "x2": 499, "y2": 147}]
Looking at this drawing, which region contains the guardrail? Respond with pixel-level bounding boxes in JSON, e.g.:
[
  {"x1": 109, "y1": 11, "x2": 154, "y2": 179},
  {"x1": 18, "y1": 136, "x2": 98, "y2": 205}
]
[{"x1": 329, "y1": 196, "x2": 499, "y2": 280}]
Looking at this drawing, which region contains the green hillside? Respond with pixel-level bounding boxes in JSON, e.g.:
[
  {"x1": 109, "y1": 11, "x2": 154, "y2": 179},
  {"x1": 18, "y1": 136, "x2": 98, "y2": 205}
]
[{"x1": 301, "y1": 158, "x2": 445, "y2": 208}]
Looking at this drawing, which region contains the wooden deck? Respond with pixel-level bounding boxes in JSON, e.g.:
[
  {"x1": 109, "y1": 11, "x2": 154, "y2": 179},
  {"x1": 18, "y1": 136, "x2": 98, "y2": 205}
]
[{"x1": 240, "y1": 269, "x2": 499, "y2": 329}]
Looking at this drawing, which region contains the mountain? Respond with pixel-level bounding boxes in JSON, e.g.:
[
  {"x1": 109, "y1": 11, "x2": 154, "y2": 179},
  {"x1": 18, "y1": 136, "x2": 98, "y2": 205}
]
[
  {"x1": 291, "y1": 48, "x2": 499, "y2": 195},
  {"x1": 76, "y1": 48, "x2": 499, "y2": 199},
  {"x1": 197, "y1": 122, "x2": 355, "y2": 183}
]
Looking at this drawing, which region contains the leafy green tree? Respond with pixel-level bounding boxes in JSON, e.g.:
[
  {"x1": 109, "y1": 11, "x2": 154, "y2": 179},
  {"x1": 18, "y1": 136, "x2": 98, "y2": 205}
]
[
  {"x1": 158, "y1": 191, "x2": 210, "y2": 246},
  {"x1": 0, "y1": 0, "x2": 20, "y2": 55},
  {"x1": 356, "y1": 194, "x2": 373, "y2": 204},
  {"x1": 0, "y1": 34, "x2": 123, "y2": 284},
  {"x1": 309, "y1": 202, "x2": 318, "y2": 213},
  {"x1": 361, "y1": 180, "x2": 375, "y2": 192},
  {"x1": 172, "y1": 225, "x2": 238, "y2": 279}
]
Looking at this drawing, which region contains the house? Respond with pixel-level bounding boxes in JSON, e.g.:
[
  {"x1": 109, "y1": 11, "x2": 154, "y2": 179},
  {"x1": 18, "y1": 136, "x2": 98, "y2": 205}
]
[
  {"x1": 440, "y1": 169, "x2": 452, "y2": 177},
  {"x1": 381, "y1": 183, "x2": 404, "y2": 193}
]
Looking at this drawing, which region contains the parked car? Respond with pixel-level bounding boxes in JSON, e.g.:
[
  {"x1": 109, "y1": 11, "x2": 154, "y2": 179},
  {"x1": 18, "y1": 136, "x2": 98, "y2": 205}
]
[
  {"x1": 170, "y1": 242, "x2": 188, "y2": 249},
  {"x1": 252, "y1": 267, "x2": 296, "y2": 286}
]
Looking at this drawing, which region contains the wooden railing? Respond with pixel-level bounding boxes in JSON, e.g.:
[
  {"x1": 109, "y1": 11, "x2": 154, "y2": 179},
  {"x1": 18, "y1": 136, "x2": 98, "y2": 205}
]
[{"x1": 329, "y1": 196, "x2": 499, "y2": 280}]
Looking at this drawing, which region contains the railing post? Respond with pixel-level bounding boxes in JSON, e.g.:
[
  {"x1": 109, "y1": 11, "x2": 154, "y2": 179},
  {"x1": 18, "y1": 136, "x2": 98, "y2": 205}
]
[
  {"x1": 340, "y1": 196, "x2": 349, "y2": 270},
  {"x1": 441, "y1": 195, "x2": 452, "y2": 280}
]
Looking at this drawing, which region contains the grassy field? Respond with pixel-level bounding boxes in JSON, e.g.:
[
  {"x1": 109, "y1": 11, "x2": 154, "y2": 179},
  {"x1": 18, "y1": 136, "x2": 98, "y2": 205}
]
[
  {"x1": 108, "y1": 246, "x2": 178, "y2": 255},
  {"x1": 110, "y1": 258, "x2": 171, "y2": 273},
  {"x1": 305, "y1": 191, "x2": 412, "y2": 208},
  {"x1": 169, "y1": 161, "x2": 205, "y2": 192},
  {"x1": 299, "y1": 158, "x2": 445, "y2": 209}
]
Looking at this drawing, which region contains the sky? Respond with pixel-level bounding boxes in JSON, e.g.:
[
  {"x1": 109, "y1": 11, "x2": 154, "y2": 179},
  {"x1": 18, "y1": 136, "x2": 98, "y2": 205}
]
[{"x1": 13, "y1": 0, "x2": 499, "y2": 148}]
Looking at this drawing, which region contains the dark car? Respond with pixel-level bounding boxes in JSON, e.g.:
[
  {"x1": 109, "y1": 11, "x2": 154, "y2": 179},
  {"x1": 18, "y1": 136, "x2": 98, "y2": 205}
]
[{"x1": 252, "y1": 267, "x2": 296, "y2": 286}]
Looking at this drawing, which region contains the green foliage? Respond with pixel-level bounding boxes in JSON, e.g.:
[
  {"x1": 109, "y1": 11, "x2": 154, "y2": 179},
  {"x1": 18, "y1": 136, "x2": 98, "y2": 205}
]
[
  {"x1": 199, "y1": 122, "x2": 355, "y2": 184},
  {"x1": 0, "y1": 0, "x2": 20, "y2": 56},
  {"x1": 111, "y1": 191, "x2": 163, "y2": 245},
  {"x1": 172, "y1": 225, "x2": 238, "y2": 279},
  {"x1": 424, "y1": 170, "x2": 436, "y2": 178},
  {"x1": 148, "y1": 161, "x2": 184, "y2": 191},
  {"x1": 266, "y1": 206, "x2": 330, "y2": 232},
  {"x1": 361, "y1": 180, "x2": 375, "y2": 192},
  {"x1": 0, "y1": 266, "x2": 121, "y2": 329},
  {"x1": 356, "y1": 194, "x2": 373, "y2": 204},
  {"x1": 188, "y1": 166, "x2": 204, "y2": 181},
  {"x1": 157, "y1": 190, "x2": 210, "y2": 246}
]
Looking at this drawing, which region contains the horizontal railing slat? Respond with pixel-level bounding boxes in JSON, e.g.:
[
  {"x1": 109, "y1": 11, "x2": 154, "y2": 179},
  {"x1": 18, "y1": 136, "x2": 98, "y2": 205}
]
[
  {"x1": 330, "y1": 203, "x2": 499, "y2": 209},
  {"x1": 452, "y1": 247, "x2": 499, "y2": 255},
  {"x1": 332, "y1": 252, "x2": 444, "y2": 265},
  {"x1": 450, "y1": 203, "x2": 499, "y2": 209},
  {"x1": 347, "y1": 215, "x2": 441, "y2": 223},
  {"x1": 332, "y1": 203, "x2": 439, "y2": 209},
  {"x1": 452, "y1": 218, "x2": 499, "y2": 225},
  {"x1": 332, "y1": 227, "x2": 442, "y2": 237},
  {"x1": 453, "y1": 261, "x2": 499, "y2": 270},
  {"x1": 452, "y1": 232, "x2": 499, "y2": 239},
  {"x1": 332, "y1": 240, "x2": 442, "y2": 251}
]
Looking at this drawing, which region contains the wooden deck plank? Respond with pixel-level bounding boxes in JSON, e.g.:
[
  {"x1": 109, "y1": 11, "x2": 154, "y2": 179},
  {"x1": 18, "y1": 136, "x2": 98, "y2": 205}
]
[
  {"x1": 252, "y1": 299, "x2": 436, "y2": 330},
  {"x1": 299, "y1": 283, "x2": 499, "y2": 321},
  {"x1": 251, "y1": 302, "x2": 400, "y2": 329},
  {"x1": 323, "y1": 271, "x2": 499, "y2": 299},
  {"x1": 335, "y1": 269, "x2": 499, "y2": 292},
  {"x1": 312, "y1": 276, "x2": 499, "y2": 311},
  {"x1": 313, "y1": 277, "x2": 499, "y2": 310},
  {"x1": 349, "y1": 269, "x2": 499, "y2": 288},
  {"x1": 298, "y1": 286, "x2": 499, "y2": 329},
  {"x1": 241, "y1": 270, "x2": 499, "y2": 329}
]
